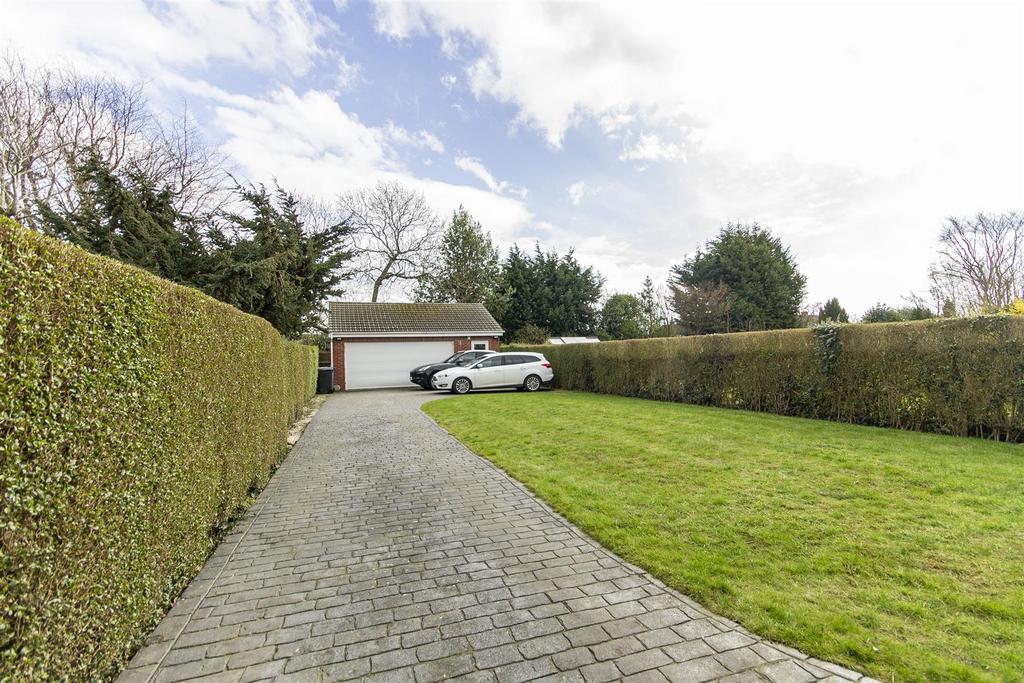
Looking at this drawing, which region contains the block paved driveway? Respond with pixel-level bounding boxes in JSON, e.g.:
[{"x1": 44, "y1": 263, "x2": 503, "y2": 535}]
[{"x1": 120, "y1": 389, "x2": 873, "y2": 683}]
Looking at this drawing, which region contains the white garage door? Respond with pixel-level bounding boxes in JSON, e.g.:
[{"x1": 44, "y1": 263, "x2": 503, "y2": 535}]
[{"x1": 345, "y1": 341, "x2": 454, "y2": 390}]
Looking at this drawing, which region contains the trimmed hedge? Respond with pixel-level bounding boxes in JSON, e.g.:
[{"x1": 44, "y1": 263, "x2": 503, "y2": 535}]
[
  {"x1": 515, "y1": 316, "x2": 1024, "y2": 441},
  {"x1": 0, "y1": 219, "x2": 316, "y2": 680}
]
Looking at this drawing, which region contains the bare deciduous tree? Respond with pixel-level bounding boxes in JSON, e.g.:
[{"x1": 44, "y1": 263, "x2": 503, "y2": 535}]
[
  {"x1": 338, "y1": 181, "x2": 441, "y2": 301},
  {"x1": 0, "y1": 55, "x2": 62, "y2": 220},
  {"x1": 671, "y1": 282, "x2": 735, "y2": 335},
  {"x1": 147, "y1": 112, "x2": 231, "y2": 217},
  {"x1": 929, "y1": 212, "x2": 1024, "y2": 314},
  {"x1": 0, "y1": 54, "x2": 227, "y2": 226}
]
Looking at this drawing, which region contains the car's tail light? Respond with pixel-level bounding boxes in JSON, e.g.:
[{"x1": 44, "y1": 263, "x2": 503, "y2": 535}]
[{"x1": 541, "y1": 362, "x2": 552, "y2": 368}]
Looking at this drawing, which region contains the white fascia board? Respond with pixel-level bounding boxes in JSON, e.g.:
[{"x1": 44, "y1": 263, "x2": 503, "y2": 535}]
[{"x1": 331, "y1": 331, "x2": 504, "y2": 339}]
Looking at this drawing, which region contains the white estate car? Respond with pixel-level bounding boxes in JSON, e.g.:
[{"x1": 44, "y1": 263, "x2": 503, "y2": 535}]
[{"x1": 431, "y1": 352, "x2": 554, "y2": 394}]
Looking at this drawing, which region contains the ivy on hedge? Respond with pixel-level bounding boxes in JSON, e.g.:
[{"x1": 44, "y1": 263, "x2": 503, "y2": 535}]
[
  {"x1": 514, "y1": 316, "x2": 1024, "y2": 441},
  {"x1": 0, "y1": 218, "x2": 317, "y2": 680}
]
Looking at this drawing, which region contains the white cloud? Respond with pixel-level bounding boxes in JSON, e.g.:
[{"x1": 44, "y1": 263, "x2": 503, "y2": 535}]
[
  {"x1": 373, "y1": 1, "x2": 428, "y2": 39},
  {"x1": 385, "y1": 123, "x2": 445, "y2": 153},
  {"x1": 0, "y1": 0, "x2": 536, "y2": 301},
  {"x1": 374, "y1": 0, "x2": 1024, "y2": 314},
  {"x1": 206, "y1": 85, "x2": 532, "y2": 243},
  {"x1": 203, "y1": 85, "x2": 536, "y2": 297},
  {"x1": 567, "y1": 181, "x2": 588, "y2": 206},
  {"x1": 598, "y1": 111, "x2": 634, "y2": 137},
  {"x1": 619, "y1": 133, "x2": 684, "y2": 163},
  {"x1": 335, "y1": 55, "x2": 361, "y2": 89},
  {"x1": 4, "y1": 0, "x2": 1021, "y2": 314},
  {"x1": 373, "y1": 1, "x2": 1021, "y2": 172},
  {"x1": 455, "y1": 156, "x2": 527, "y2": 198},
  {"x1": 454, "y1": 156, "x2": 500, "y2": 191},
  {"x1": 1, "y1": 0, "x2": 333, "y2": 80}
]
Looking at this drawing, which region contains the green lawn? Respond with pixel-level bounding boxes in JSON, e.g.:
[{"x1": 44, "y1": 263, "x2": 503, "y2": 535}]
[{"x1": 423, "y1": 391, "x2": 1024, "y2": 682}]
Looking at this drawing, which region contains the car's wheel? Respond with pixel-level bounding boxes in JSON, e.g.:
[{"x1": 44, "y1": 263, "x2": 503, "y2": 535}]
[
  {"x1": 451, "y1": 377, "x2": 472, "y2": 395},
  {"x1": 523, "y1": 374, "x2": 542, "y2": 392}
]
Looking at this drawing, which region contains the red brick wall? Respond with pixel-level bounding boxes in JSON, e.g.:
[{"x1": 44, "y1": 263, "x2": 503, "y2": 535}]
[
  {"x1": 330, "y1": 336, "x2": 501, "y2": 390},
  {"x1": 455, "y1": 338, "x2": 501, "y2": 352},
  {"x1": 331, "y1": 339, "x2": 346, "y2": 390}
]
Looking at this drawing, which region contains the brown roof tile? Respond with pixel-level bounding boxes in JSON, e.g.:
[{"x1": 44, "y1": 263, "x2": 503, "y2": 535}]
[{"x1": 329, "y1": 302, "x2": 503, "y2": 336}]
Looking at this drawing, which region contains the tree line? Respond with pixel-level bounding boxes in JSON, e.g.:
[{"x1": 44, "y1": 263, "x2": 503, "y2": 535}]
[
  {"x1": 0, "y1": 59, "x2": 608, "y2": 341},
  {"x1": 662, "y1": 212, "x2": 1024, "y2": 336},
  {"x1": 4, "y1": 56, "x2": 1020, "y2": 342}
]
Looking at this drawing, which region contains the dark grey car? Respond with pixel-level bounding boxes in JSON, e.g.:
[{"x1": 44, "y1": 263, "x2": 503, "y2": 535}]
[{"x1": 409, "y1": 350, "x2": 494, "y2": 389}]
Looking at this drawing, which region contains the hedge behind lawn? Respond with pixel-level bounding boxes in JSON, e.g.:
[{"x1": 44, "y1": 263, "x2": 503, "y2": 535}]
[
  {"x1": 516, "y1": 316, "x2": 1024, "y2": 441},
  {"x1": 0, "y1": 218, "x2": 317, "y2": 680}
]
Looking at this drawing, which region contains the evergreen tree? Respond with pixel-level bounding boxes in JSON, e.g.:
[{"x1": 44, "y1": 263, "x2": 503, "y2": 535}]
[
  {"x1": 600, "y1": 294, "x2": 645, "y2": 340},
  {"x1": 39, "y1": 154, "x2": 210, "y2": 286},
  {"x1": 415, "y1": 207, "x2": 500, "y2": 304},
  {"x1": 670, "y1": 222, "x2": 806, "y2": 332},
  {"x1": 494, "y1": 245, "x2": 536, "y2": 337},
  {"x1": 511, "y1": 323, "x2": 550, "y2": 345},
  {"x1": 40, "y1": 157, "x2": 353, "y2": 337},
  {"x1": 209, "y1": 185, "x2": 353, "y2": 337},
  {"x1": 818, "y1": 297, "x2": 850, "y2": 323},
  {"x1": 638, "y1": 276, "x2": 661, "y2": 336},
  {"x1": 860, "y1": 303, "x2": 934, "y2": 323},
  {"x1": 493, "y1": 244, "x2": 603, "y2": 338},
  {"x1": 529, "y1": 246, "x2": 603, "y2": 336}
]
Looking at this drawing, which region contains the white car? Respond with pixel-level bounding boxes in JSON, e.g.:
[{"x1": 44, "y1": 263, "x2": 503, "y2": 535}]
[{"x1": 431, "y1": 352, "x2": 554, "y2": 394}]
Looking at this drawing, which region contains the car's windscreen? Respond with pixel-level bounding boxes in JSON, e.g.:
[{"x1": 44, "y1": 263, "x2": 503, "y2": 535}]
[
  {"x1": 443, "y1": 353, "x2": 462, "y2": 364},
  {"x1": 454, "y1": 355, "x2": 477, "y2": 366}
]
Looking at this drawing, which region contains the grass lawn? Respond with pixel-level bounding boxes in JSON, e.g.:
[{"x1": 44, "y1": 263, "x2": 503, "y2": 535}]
[{"x1": 423, "y1": 391, "x2": 1024, "y2": 683}]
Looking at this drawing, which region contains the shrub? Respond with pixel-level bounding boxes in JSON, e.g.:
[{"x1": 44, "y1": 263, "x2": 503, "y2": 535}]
[
  {"x1": 0, "y1": 219, "x2": 316, "y2": 680},
  {"x1": 512, "y1": 323, "x2": 550, "y2": 345},
  {"x1": 518, "y1": 317, "x2": 1024, "y2": 441},
  {"x1": 861, "y1": 303, "x2": 934, "y2": 323}
]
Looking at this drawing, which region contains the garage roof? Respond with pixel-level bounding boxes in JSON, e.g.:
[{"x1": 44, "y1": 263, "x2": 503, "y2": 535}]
[{"x1": 329, "y1": 302, "x2": 504, "y2": 337}]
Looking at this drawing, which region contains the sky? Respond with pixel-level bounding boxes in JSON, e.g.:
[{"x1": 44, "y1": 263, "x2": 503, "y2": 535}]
[{"x1": 3, "y1": 0, "x2": 1023, "y2": 315}]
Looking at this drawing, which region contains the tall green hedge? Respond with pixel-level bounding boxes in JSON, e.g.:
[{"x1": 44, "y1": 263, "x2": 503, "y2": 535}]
[
  {"x1": 516, "y1": 317, "x2": 1024, "y2": 441},
  {"x1": 0, "y1": 219, "x2": 316, "y2": 680}
]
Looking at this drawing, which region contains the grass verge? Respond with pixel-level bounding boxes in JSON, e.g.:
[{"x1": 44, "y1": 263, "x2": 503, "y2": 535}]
[{"x1": 422, "y1": 391, "x2": 1024, "y2": 682}]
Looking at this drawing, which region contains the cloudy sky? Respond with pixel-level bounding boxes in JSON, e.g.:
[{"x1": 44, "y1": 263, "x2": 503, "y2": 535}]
[{"x1": 4, "y1": 0, "x2": 1022, "y2": 314}]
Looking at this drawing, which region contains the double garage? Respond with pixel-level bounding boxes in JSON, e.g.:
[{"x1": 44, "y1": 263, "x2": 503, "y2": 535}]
[{"x1": 329, "y1": 302, "x2": 503, "y2": 391}]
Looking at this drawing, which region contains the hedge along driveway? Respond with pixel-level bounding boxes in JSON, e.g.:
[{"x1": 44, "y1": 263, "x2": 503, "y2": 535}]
[
  {"x1": 0, "y1": 219, "x2": 316, "y2": 681},
  {"x1": 514, "y1": 316, "x2": 1024, "y2": 441}
]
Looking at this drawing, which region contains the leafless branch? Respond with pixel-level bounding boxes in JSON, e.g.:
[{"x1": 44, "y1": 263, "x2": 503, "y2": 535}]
[
  {"x1": 337, "y1": 181, "x2": 442, "y2": 301},
  {"x1": 670, "y1": 282, "x2": 735, "y2": 335},
  {"x1": 0, "y1": 54, "x2": 228, "y2": 226},
  {"x1": 929, "y1": 212, "x2": 1024, "y2": 313}
]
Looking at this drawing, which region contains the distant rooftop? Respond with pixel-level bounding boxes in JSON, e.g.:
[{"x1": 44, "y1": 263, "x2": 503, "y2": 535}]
[{"x1": 328, "y1": 302, "x2": 503, "y2": 336}]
